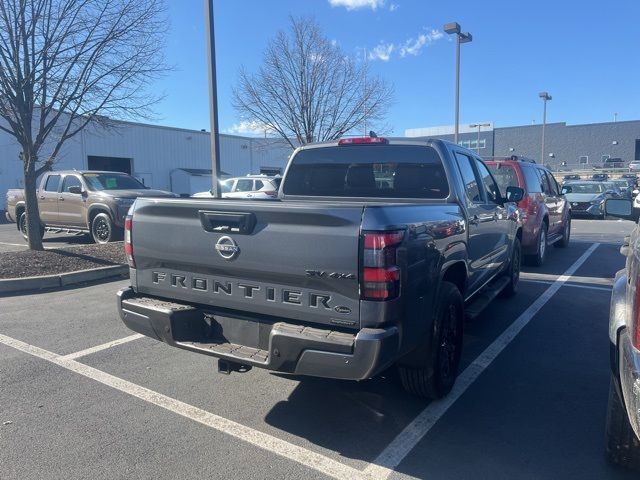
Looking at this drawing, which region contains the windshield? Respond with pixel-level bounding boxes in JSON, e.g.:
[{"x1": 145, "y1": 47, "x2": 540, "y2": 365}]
[
  {"x1": 283, "y1": 145, "x2": 449, "y2": 198},
  {"x1": 83, "y1": 173, "x2": 146, "y2": 190},
  {"x1": 566, "y1": 182, "x2": 605, "y2": 194}
]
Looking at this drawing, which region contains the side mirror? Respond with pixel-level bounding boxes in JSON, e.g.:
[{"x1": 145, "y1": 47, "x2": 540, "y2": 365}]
[
  {"x1": 67, "y1": 185, "x2": 82, "y2": 194},
  {"x1": 561, "y1": 186, "x2": 572, "y2": 195},
  {"x1": 605, "y1": 198, "x2": 634, "y2": 220},
  {"x1": 505, "y1": 186, "x2": 524, "y2": 203}
]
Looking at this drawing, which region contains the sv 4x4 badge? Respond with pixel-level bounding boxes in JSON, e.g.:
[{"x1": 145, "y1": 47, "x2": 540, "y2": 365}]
[{"x1": 305, "y1": 270, "x2": 356, "y2": 279}]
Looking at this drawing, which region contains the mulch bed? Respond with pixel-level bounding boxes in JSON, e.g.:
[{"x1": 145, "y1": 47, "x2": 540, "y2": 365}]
[{"x1": 0, "y1": 242, "x2": 126, "y2": 279}]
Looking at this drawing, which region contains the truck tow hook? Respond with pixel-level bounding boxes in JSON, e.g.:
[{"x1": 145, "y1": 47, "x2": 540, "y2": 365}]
[{"x1": 218, "y1": 359, "x2": 252, "y2": 375}]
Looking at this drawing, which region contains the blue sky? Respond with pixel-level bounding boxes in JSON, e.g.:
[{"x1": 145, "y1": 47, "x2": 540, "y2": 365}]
[{"x1": 153, "y1": 0, "x2": 640, "y2": 136}]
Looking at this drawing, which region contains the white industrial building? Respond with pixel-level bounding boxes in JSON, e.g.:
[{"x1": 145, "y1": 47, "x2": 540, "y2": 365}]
[{"x1": 0, "y1": 119, "x2": 293, "y2": 209}]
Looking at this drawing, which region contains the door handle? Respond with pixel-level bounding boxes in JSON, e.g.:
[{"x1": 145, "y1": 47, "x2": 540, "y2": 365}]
[
  {"x1": 58, "y1": 196, "x2": 64, "y2": 201},
  {"x1": 39, "y1": 196, "x2": 45, "y2": 200}
]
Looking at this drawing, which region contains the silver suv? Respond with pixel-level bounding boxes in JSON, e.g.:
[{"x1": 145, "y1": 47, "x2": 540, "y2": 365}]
[{"x1": 193, "y1": 175, "x2": 281, "y2": 199}]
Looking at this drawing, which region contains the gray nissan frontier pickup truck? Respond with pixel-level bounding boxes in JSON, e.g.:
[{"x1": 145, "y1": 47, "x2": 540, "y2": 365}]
[{"x1": 117, "y1": 136, "x2": 524, "y2": 398}]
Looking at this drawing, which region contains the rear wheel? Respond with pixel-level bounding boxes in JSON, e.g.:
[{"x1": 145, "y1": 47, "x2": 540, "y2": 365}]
[
  {"x1": 555, "y1": 216, "x2": 571, "y2": 248},
  {"x1": 398, "y1": 282, "x2": 464, "y2": 399},
  {"x1": 18, "y1": 212, "x2": 44, "y2": 241},
  {"x1": 605, "y1": 378, "x2": 640, "y2": 470},
  {"x1": 526, "y1": 223, "x2": 547, "y2": 267}
]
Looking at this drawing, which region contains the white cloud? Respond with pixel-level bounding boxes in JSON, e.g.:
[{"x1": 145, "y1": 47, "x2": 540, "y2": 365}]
[
  {"x1": 389, "y1": 3, "x2": 399, "y2": 11},
  {"x1": 224, "y1": 120, "x2": 274, "y2": 136},
  {"x1": 329, "y1": 0, "x2": 385, "y2": 11},
  {"x1": 366, "y1": 29, "x2": 443, "y2": 61},
  {"x1": 368, "y1": 43, "x2": 394, "y2": 62}
]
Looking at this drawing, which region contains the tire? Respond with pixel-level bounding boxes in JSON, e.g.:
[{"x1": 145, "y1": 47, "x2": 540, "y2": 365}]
[
  {"x1": 526, "y1": 222, "x2": 547, "y2": 267},
  {"x1": 398, "y1": 282, "x2": 464, "y2": 399},
  {"x1": 605, "y1": 378, "x2": 640, "y2": 470},
  {"x1": 500, "y1": 236, "x2": 521, "y2": 297},
  {"x1": 18, "y1": 212, "x2": 44, "y2": 241},
  {"x1": 555, "y1": 216, "x2": 571, "y2": 248},
  {"x1": 91, "y1": 213, "x2": 120, "y2": 244}
]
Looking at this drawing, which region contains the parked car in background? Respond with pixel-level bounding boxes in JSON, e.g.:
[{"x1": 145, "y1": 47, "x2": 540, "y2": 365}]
[
  {"x1": 602, "y1": 198, "x2": 640, "y2": 470},
  {"x1": 603, "y1": 157, "x2": 625, "y2": 169},
  {"x1": 561, "y1": 181, "x2": 617, "y2": 219},
  {"x1": 629, "y1": 161, "x2": 640, "y2": 172},
  {"x1": 593, "y1": 173, "x2": 610, "y2": 181},
  {"x1": 5, "y1": 171, "x2": 177, "y2": 243},
  {"x1": 613, "y1": 179, "x2": 635, "y2": 198},
  {"x1": 117, "y1": 137, "x2": 525, "y2": 399},
  {"x1": 563, "y1": 174, "x2": 581, "y2": 181},
  {"x1": 485, "y1": 156, "x2": 571, "y2": 266},
  {"x1": 193, "y1": 175, "x2": 281, "y2": 199}
]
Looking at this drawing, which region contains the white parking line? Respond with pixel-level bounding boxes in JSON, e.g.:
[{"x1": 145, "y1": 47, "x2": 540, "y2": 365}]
[
  {"x1": 60, "y1": 334, "x2": 144, "y2": 360},
  {"x1": 0, "y1": 333, "x2": 365, "y2": 480},
  {"x1": 521, "y1": 279, "x2": 612, "y2": 292},
  {"x1": 0, "y1": 241, "x2": 28, "y2": 247},
  {"x1": 362, "y1": 242, "x2": 600, "y2": 479}
]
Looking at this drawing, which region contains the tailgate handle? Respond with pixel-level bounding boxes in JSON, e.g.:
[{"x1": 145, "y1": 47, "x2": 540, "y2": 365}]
[{"x1": 199, "y1": 211, "x2": 256, "y2": 234}]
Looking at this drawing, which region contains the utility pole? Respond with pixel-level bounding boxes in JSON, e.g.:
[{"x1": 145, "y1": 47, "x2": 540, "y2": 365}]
[
  {"x1": 444, "y1": 23, "x2": 473, "y2": 144},
  {"x1": 205, "y1": 0, "x2": 221, "y2": 197},
  {"x1": 539, "y1": 91, "x2": 552, "y2": 166}
]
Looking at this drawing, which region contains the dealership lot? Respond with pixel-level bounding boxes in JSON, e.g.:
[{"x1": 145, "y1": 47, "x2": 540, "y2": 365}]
[
  {"x1": 0, "y1": 223, "x2": 92, "y2": 253},
  {"x1": 0, "y1": 219, "x2": 638, "y2": 480}
]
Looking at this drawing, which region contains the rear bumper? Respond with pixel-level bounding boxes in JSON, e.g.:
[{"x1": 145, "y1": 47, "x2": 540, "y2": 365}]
[
  {"x1": 618, "y1": 332, "x2": 640, "y2": 439},
  {"x1": 117, "y1": 287, "x2": 399, "y2": 381}
]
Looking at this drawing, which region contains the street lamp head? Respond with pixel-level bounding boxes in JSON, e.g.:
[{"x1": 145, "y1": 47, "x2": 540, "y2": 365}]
[
  {"x1": 469, "y1": 124, "x2": 478, "y2": 128},
  {"x1": 539, "y1": 91, "x2": 552, "y2": 100},
  {"x1": 460, "y1": 32, "x2": 473, "y2": 43},
  {"x1": 444, "y1": 22, "x2": 461, "y2": 34}
]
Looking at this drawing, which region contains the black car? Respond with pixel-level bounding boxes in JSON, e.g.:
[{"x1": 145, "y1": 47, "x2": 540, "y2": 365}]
[
  {"x1": 592, "y1": 173, "x2": 610, "y2": 181},
  {"x1": 563, "y1": 174, "x2": 581, "y2": 181}
]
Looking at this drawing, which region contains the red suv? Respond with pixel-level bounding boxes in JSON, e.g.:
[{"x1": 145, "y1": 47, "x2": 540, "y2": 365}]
[{"x1": 485, "y1": 156, "x2": 571, "y2": 266}]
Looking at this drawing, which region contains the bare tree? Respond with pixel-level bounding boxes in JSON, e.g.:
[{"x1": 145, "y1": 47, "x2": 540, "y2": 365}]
[
  {"x1": 0, "y1": 0, "x2": 168, "y2": 250},
  {"x1": 233, "y1": 16, "x2": 393, "y2": 149}
]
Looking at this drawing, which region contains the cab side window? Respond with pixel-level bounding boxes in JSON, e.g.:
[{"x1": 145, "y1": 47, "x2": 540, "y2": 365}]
[
  {"x1": 454, "y1": 152, "x2": 483, "y2": 203},
  {"x1": 235, "y1": 179, "x2": 253, "y2": 192},
  {"x1": 62, "y1": 175, "x2": 82, "y2": 193},
  {"x1": 475, "y1": 159, "x2": 502, "y2": 204},
  {"x1": 44, "y1": 175, "x2": 61, "y2": 192},
  {"x1": 537, "y1": 169, "x2": 554, "y2": 195}
]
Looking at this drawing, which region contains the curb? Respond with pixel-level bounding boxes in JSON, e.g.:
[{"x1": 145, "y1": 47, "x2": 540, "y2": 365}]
[{"x1": 0, "y1": 264, "x2": 129, "y2": 294}]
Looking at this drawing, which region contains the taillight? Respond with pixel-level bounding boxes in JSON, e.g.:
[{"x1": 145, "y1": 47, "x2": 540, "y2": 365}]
[
  {"x1": 124, "y1": 215, "x2": 135, "y2": 268},
  {"x1": 361, "y1": 231, "x2": 404, "y2": 300},
  {"x1": 338, "y1": 137, "x2": 388, "y2": 145}
]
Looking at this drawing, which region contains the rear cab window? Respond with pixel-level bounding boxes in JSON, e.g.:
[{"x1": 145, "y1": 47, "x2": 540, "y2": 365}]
[{"x1": 283, "y1": 144, "x2": 449, "y2": 198}]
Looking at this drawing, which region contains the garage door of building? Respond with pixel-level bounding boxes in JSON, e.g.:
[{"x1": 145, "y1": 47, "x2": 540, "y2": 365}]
[{"x1": 87, "y1": 156, "x2": 132, "y2": 174}]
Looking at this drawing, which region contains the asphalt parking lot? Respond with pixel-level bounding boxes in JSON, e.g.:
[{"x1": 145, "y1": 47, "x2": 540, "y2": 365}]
[
  {"x1": 0, "y1": 219, "x2": 638, "y2": 479},
  {"x1": 0, "y1": 222, "x2": 93, "y2": 252}
]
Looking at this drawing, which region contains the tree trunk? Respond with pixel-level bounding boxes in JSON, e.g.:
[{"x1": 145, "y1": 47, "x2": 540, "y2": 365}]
[{"x1": 23, "y1": 159, "x2": 45, "y2": 251}]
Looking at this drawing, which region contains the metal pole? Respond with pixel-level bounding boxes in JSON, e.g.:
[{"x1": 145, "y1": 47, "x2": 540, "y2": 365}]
[
  {"x1": 205, "y1": 0, "x2": 221, "y2": 198},
  {"x1": 476, "y1": 124, "x2": 481, "y2": 153},
  {"x1": 454, "y1": 35, "x2": 461, "y2": 144},
  {"x1": 541, "y1": 98, "x2": 547, "y2": 166}
]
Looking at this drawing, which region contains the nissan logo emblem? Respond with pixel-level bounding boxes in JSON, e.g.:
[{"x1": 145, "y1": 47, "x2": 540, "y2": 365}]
[{"x1": 215, "y1": 236, "x2": 240, "y2": 260}]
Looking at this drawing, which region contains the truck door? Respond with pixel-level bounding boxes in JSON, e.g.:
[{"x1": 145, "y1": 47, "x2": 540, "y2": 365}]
[
  {"x1": 39, "y1": 174, "x2": 61, "y2": 225},
  {"x1": 453, "y1": 152, "x2": 499, "y2": 293},
  {"x1": 58, "y1": 174, "x2": 86, "y2": 227},
  {"x1": 474, "y1": 158, "x2": 510, "y2": 266}
]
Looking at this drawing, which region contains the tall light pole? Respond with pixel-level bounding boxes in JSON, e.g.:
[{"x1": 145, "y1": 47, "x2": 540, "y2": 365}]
[
  {"x1": 469, "y1": 122, "x2": 491, "y2": 154},
  {"x1": 539, "y1": 91, "x2": 552, "y2": 166},
  {"x1": 444, "y1": 23, "x2": 472, "y2": 144},
  {"x1": 205, "y1": 0, "x2": 221, "y2": 197}
]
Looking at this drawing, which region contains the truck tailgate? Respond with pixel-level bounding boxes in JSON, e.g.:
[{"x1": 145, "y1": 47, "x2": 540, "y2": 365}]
[{"x1": 131, "y1": 198, "x2": 364, "y2": 329}]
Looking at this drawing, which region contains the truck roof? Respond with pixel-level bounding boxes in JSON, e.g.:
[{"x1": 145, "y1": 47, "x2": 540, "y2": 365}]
[
  {"x1": 43, "y1": 170, "x2": 132, "y2": 175},
  {"x1": 294, "y1": 136, "x2": 452, "y2": 151}
]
